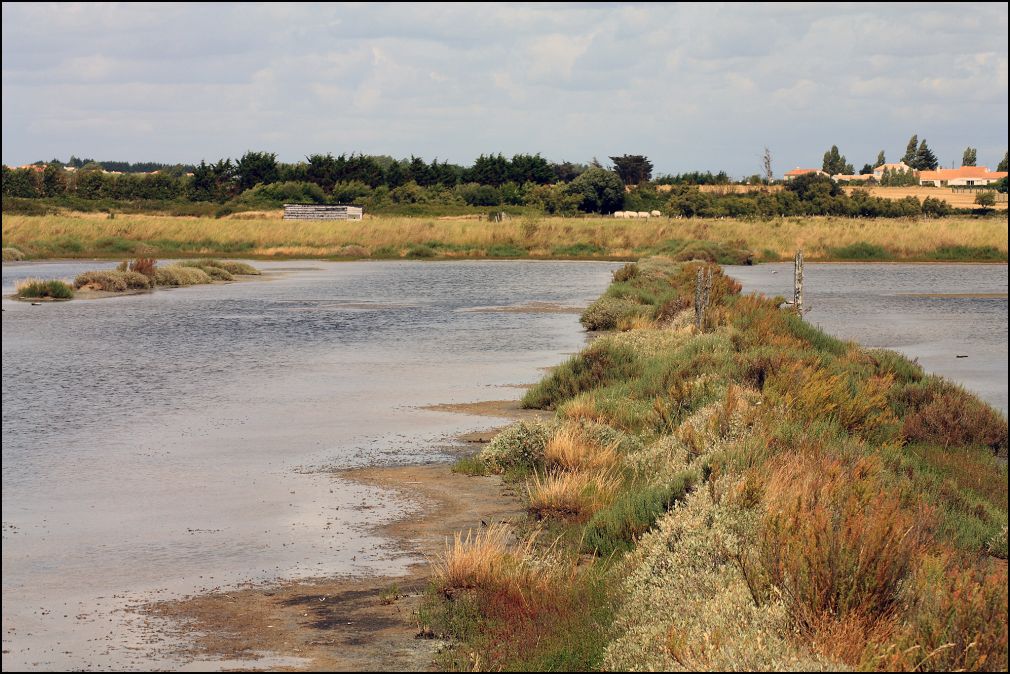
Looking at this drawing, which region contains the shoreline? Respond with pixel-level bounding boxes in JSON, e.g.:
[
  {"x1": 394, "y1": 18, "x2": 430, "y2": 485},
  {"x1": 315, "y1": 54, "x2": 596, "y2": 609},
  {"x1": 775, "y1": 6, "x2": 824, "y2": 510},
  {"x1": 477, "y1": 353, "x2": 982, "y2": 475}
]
[{"x1": 142, "y1": 414, "x2": 528, "y2": 671}]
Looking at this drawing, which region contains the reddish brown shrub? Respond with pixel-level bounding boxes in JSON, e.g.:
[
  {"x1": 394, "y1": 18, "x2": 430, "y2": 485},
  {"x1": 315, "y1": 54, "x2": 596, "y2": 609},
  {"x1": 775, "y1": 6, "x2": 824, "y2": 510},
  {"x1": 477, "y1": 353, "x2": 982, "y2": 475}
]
[{"x1": 902, "y1": 384, "x2": 1008, "y2": 457}]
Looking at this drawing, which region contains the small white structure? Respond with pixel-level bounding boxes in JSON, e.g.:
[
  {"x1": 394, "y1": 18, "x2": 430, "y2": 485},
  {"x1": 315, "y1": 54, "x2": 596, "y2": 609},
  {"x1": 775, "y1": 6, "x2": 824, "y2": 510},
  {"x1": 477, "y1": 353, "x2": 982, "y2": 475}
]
[
  {"x1": 283, "y1": 204, "x2": 363, "y2": 220},
  {"x1": 783, "y1": 168, "x2": 827, "y2": 181}
]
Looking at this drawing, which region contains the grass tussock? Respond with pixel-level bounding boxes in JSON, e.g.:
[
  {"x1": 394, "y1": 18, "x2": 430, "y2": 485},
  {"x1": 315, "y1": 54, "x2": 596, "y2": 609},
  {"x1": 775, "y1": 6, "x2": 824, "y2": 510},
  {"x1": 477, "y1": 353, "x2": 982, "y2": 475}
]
[
  {"x1": 526, "y1": 470, "x2": 620, "y2": 522},
  {"x1": 3, "y1": 246, "x2": 25, "y2": 262},
  {"x1": 14, "y1": 277, "x2": 74, "y2": 299},
  {"x1": 74, "y1": 269, "x2": 152, "y2": 291}
]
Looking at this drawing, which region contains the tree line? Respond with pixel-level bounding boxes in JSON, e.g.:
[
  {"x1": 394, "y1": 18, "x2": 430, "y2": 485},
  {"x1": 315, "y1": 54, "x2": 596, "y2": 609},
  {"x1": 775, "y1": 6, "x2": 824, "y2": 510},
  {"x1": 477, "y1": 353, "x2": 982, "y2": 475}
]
[{"x1": 823, "y1": 135, "x2": 1009, "y2": 176}]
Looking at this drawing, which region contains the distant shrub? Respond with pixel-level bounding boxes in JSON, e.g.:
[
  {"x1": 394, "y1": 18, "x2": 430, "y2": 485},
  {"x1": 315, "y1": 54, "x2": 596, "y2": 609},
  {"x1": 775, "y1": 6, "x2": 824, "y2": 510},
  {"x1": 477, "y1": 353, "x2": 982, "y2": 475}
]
[
  {"x1": 2, "y1": 247, "x2": 25, "y2": 262},
  {"x1": 178, "y1": 260, "x2": 234, "y2": 280},
  {"x1": 15, "y1": 277, "x2": 74, "y2": 300},
  {"x1": 406, "y1": 243, "x2": 436, "y2": 258},
  {"x1": 551, "y1": 242, "x2": 606, "y2": 257}
]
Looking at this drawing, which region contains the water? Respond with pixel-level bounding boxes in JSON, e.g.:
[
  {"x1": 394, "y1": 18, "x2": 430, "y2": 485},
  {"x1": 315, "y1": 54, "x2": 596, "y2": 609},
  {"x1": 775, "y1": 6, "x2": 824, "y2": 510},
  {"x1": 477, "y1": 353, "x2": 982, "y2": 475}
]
[
  {"x1": 4, "y1": 259, "x2": 1007, "y2": 670},
  {"x1": 1, "y1": 260, "x2": 620, "y2": 671},
  {"x1": 725, "y1": 263, "x2": 1008, "y2": 414}
]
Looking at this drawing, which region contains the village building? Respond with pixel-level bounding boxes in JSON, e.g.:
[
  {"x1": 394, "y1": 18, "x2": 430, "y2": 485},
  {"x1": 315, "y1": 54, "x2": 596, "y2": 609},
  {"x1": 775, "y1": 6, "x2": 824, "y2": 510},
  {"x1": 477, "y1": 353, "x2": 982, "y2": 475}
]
[
  {"x1": 871, "y1": 162, "x2": 913, "y2": 179},
  {"x1": 783, "y1": 168, "x2": 827, "y2": 181},
  {"x1": 918, "y1": 166, "x2": 1007, "y2": 187}
]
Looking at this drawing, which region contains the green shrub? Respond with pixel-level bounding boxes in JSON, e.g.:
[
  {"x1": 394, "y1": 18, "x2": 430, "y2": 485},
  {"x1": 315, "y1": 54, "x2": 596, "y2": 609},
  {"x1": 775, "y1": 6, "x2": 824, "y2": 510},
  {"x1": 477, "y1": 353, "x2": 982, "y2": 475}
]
[
  {"x1": 486, "y1": 243, "x2": 526, "y2": 258},
  {"x1": 15, "y1": 278, "x2": 74, "y2": 300},
  {"x1": 178, "y1": 261, "x2": 234, "y2": 280},
  {"x1": 551, "y1": 242, "x2": 606, "y2": 257},
  {"x1": 580, "y1": 297, "x2": 645, "y2": 331},
  {"x1": 522, "y1": 340, "x2": 642, "y2": 409},
  {"x1": 478, "y1": 420, "x2": 557, "y2": 474},
  {"x1": 583, "y1": 470, "x2": 698, "y2": 556}
]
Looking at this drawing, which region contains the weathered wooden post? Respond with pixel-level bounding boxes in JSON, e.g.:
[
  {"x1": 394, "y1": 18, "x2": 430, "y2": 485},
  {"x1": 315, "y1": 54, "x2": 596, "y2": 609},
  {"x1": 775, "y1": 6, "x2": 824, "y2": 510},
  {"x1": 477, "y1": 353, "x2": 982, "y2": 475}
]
[
  {"x1": 793, "y1": 249, "x2": 804, "y2": 316},
  {"x1": 694, "y1": 266, "x2": 713, "y2": 332},
  {"x1": 694, "y1": 267, "x2": 704, "y2": 332}
]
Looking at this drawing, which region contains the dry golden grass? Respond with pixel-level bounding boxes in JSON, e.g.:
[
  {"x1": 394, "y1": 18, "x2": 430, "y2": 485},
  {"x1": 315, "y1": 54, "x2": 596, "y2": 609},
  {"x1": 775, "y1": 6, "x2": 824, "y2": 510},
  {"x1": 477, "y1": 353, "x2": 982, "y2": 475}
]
[
  {"x1": 616, "y1": 314, "x2": 658, "y2": 331},
  {"x1": 543, "y1": 427, "x2": 620, "y2": 473},
  {"x1": 526, "y1": 470, "x2": 620, "y2": 521},
  {"x1": 433, "y1": 523, "x2": 537, "y2": 593},
  {"x1": 2, "y1": 211, "x2": 1005, "y2": 261}
]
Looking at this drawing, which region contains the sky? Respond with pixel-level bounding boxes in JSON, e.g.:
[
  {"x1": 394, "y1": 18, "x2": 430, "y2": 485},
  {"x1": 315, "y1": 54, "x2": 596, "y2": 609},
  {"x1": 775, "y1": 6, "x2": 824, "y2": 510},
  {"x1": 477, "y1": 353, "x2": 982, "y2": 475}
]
[{"x1": 2, "y1": 2, "x2": 1008, "y2": 177}]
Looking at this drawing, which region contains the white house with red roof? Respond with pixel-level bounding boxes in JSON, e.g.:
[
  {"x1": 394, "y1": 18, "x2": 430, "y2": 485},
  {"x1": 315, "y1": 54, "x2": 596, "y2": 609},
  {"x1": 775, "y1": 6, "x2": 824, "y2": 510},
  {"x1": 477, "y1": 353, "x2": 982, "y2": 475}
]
[{"x1": 918, "y1": 166, "x2": 1007, "y2": 187}]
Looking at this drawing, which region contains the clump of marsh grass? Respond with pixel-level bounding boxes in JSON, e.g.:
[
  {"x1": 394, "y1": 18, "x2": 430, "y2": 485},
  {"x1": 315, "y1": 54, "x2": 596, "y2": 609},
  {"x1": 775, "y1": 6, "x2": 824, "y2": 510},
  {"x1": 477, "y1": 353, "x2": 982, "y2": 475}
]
[
  {"x1": 479, "y1": 419, "x2": 558, "y2": 474},
  {"x1": 2, "y1": 247, "x2": 26, "y2": 262},
  {"x1": 543, "y1": 426, "x2": 620, "y2": 473},
  {"x1": 433, "y1": 524, "x2": 546, "y2": 595},
  {"x1": 116, "y1": 257, "x2": 158, "y2": 278},
  {"x1": 15, "y1": 277, "x2": 74, "y2": 300},
  {"x1": 526, "y1": 469, "x2": 620, "y2": 522},
  {"x1": 74, "y1": 269, "x2": 151, "y2": 291},
  {"x1": 191, "y1": 259, "x2": 261, "y2": 275},
  {"x1": 178, "y1": 260, "x2": 235, "y2": 280},
  {"x1": 154, "y1": 265, "x2": 212, "y2": 286}
]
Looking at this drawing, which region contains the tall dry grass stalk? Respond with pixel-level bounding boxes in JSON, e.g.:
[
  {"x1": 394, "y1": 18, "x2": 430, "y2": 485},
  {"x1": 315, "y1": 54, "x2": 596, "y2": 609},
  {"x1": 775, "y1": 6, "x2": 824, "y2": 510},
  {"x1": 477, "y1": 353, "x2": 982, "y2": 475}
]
[
  {"x1": 433, "y1": 524, "x2": 540, "y2": 594},
  {"x1": 543, "y1": 427, "x2": 620, "y2": 472},
  {"x1": 526, "y1": 470, "x2": 620, "y2": 521}
]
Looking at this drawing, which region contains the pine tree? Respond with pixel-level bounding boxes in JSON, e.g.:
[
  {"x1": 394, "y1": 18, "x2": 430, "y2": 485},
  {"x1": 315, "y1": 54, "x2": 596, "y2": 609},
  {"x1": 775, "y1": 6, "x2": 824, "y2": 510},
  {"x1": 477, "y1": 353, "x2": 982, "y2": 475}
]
[
  {"x1": 914, "y1": 139, "x2": 938, "y2": 171},
  {"x1": 998, "y1": 152, "x2": 1008, "y2": 172},
  {"x1": 821, "y1": 145, "x2": 849, "y2": 175},
  {"x1": 874, "y1": 151, "x2": 886, "y2": 168},
  {"x1": 962, "y1": 147, "x2": 977, "y2": 167},
  {"x1": 902, "y1": 135, "x2": 918, "y2": 165}
]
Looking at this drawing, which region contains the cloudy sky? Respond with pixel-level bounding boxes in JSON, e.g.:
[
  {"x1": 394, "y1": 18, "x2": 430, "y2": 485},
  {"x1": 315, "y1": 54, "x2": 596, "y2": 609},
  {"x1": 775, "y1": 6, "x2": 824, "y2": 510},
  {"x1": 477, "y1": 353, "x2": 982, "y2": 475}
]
[{"x1": 2, "y1": 2, "x2": 1007, "y2": 176}]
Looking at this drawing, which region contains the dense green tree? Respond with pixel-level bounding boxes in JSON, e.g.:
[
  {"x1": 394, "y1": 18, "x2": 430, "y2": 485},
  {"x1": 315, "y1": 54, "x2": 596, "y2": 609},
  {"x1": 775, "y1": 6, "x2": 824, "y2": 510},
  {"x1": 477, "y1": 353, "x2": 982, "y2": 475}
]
[
  {"x1": 974, "y1": 191, "x2": 996, "y2": 210},
  {"x1": 912, "y1": 139, "x2": 939, "y2": 171},
  {"x1": 859, "y1": 164, "x2": 874, "y2": 175},
  {"x1": 384, "y1": 160, "x2": 407, "y2": 189},
  {"x1": 997, "y1": 152, "x2": 1008, "y2": 172},
  {"x1": 874, "y1": 151, "x2": 886, "y2": 168},
  {"x1": 508, "y1": 153, "x2": 554, "y2": 185},
  {"x1": 406, "y1": 156, "x2": 434, "y2": 186},
  {"x1": 784, "y1": 172, "x2": 841, "y2": 200},
  {"x1": 550, "y1": 161, "x2": 587, "y2": 183},
  {"x1": 609, "y1": 154, "x2": 653, "y2": 185},
  {"x1": 305, "y1": 154, "x2": 341, "y2": 191},
  {"x1": 468, "y1": 154, "x2": 511, "y2": 186},
  {"x1": 821, "y1": 145, "x2": 853, "y2": 175},
  {"x1": 235, "y1": 151, "x2": 279, "y2": 191},
  {"x1": 1, "y1": 166, "x2": 40, "y2": 197},
  {"x1": 41, "y1": 164, "x2": 66, "y2": 197},
  {"x1": 567, "y1": 167, "x2": 625, "y2": 212},
  {"x1": 901, "y1": 135, "x2": 919, "y2": 165},
  {"x1": 962, "y1": 147, "x2": 977, "y2": 167}
]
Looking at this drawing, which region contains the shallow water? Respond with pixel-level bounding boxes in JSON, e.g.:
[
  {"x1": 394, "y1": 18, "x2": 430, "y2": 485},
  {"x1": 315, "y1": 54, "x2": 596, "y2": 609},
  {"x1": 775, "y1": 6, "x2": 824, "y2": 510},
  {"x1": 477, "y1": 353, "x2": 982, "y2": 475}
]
[
  {"x1": 725, "y1": 262, "x2": 1008, "y2": 414},
  {"x1": 1, "y1": 260, "x2": 619, "y2": 671}
]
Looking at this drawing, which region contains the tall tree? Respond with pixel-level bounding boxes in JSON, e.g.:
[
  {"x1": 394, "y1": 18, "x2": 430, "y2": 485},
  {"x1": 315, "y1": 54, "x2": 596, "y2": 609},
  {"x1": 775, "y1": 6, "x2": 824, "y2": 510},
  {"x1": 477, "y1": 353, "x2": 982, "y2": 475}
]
[
  {"x1": 821, "y1": 145, "x2": 852, "y2": 175},
  {"x1": 997, "y1": 151, "x2": 1008, "y2": 172},
  {"x1": 901, "y1": 135, "x2": 919, "y2": 165},
  {"x1": 235, "y1": 151, "x2": 279, "y2": 191},
  {"x1": 874, "y1": 150, "x2": 886, "y2": 168},
  {"x1": 609, "y1": 155, "x2": 653, "y2": 185},
  {"x1": 913, "y1": 139, "x2": 939, "y2": 171},
  {"x1": 567, "y1": 167, "x2": 625, "y2": 212},
  {"x1": 762, "y1": 147, "x2": 773, "y2": 183},
  {"x1": 962, "y1": 147, "x2": 977, "y2": 167}
]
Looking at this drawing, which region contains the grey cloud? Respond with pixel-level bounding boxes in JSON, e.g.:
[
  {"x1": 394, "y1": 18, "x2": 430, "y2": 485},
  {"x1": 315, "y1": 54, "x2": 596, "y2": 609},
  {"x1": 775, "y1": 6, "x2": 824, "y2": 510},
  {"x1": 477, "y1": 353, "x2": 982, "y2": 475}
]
[{"x1": 2, "y1": 2, "x2": 1007, "y2": 175}]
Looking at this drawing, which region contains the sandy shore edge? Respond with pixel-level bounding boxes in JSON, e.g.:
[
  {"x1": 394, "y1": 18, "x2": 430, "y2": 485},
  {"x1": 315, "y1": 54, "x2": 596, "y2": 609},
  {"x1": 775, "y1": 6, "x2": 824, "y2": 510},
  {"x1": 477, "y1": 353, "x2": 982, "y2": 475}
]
[{"x1": 141, "y1": 401, "x2": 542, "y2": 671}]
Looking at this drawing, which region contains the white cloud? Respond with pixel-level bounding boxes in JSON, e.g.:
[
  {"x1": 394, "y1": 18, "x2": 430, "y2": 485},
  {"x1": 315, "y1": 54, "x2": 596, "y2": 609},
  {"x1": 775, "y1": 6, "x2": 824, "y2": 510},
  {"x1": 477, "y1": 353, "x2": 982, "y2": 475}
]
[{"x1": 2, "y1": 2, "x2": 1007, "y2": 174}]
